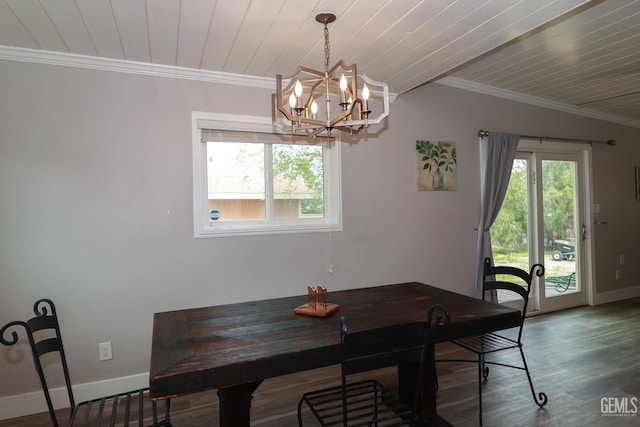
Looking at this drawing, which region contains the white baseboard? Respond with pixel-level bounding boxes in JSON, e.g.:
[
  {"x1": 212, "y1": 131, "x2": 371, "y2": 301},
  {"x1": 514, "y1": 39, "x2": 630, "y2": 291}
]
[
  {"x1": 0, "y1": 372, "x2": 149, "y2": 420},
  {"x1": 595, "y1": 285, "x2": 640, "y2": 305}
]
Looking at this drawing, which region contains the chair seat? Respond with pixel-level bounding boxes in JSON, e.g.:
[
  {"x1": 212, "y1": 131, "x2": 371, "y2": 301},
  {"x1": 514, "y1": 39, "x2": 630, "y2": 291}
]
[
  {"x1": 452, "y1": 332, "x2": 520, "y2": 355},
  {"x1": 70, "y1": 388, "x2": 171, "y2": 427},
  {"x1": 299, "y1": 379, "x2": 420, "y2": 427},
  {"x1": 299, "y1": 306, "x2": 450, "y2": 427}
]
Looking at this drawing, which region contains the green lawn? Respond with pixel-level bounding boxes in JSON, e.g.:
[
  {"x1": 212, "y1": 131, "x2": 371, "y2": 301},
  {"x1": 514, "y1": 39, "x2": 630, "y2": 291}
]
[{"x1": 493, "y1": 250, "x2": 575, "y2": 278}]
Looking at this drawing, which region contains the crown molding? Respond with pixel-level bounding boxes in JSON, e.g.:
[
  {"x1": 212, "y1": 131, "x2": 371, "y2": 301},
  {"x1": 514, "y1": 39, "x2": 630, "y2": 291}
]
[
  {"x1": 0, "y1": 45, "x2": 275, "y2": 89},
  {"x1": 0, "y1": 46, "x2": 398, "y2": 101},
  {"x1": 0, "y1": 47, "x2": 632, "y2": 125},
  {"x1": 436, "y1": 76, "x2": 640, "y2": 129}
]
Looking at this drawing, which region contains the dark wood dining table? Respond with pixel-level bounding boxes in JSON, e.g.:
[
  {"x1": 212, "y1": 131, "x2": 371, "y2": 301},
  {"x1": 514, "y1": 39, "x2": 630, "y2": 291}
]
[{"x1": 149, "y1": 282, "x2": 520, "y2": 426}]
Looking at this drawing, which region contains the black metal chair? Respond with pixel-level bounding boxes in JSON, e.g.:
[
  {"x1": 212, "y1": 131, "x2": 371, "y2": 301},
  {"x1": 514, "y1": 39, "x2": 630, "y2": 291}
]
[
  {"x1": 0, "y1": 299, "x2": 171, "y2": 427},
  {"x1": 438, "y1": 257, "x2": 547, "y2": 425},
  {"x1": 297, "y1": 304, "x2": 450, "y2": 427}
]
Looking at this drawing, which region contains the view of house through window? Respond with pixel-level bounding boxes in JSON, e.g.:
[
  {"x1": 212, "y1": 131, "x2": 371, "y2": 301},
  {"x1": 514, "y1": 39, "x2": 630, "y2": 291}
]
[
  {"x1": 273, "y1": 144, "x2": 324, "y2": 218},
  {"x1": 193, "y1": 112, "x2": 341, "y2": 237},
  {"x1": 206, "y1": 142, "x2": 324, "y2": 221}
]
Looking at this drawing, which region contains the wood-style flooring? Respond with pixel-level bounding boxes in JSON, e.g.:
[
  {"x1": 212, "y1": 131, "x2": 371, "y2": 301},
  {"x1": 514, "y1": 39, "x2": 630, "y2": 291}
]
[{"x1": 2, "y1": 298, "x2": 639, "y2": 426}]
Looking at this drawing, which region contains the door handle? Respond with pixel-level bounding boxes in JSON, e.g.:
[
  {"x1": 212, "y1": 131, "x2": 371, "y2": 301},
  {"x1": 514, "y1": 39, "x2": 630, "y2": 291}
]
[{"x1": 582, "y1": 223, "x2": 587, "y2": 241}]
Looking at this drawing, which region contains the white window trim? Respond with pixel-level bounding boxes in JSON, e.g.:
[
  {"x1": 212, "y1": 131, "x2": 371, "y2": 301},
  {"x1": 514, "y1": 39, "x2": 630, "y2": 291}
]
[{"x1": 192, "y1": 111, "x2": 342, "y2": 238}]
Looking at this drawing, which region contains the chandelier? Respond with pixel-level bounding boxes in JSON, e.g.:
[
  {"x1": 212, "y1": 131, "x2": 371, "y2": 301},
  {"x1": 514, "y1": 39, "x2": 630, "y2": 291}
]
[{"x1": 275, "y1": 12, "x2": 389, "y2": 137}]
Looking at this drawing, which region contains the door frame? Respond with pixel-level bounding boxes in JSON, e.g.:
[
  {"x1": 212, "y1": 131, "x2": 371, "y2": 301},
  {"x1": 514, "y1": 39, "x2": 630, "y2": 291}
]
[{"x1": 519, "y1": 139, "x2": 595, "y2": 313}]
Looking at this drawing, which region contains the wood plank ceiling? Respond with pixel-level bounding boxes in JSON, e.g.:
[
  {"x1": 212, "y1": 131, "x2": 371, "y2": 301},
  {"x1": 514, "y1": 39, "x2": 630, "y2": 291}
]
[{"x1": 0, "y1": 0, "x2": 638, "y2": 127}]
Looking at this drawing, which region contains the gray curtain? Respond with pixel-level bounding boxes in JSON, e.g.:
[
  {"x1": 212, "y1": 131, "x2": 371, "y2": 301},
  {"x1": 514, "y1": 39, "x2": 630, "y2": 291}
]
[{"x1": 475, "y1": 132, "x2": 520, "y2": 300}]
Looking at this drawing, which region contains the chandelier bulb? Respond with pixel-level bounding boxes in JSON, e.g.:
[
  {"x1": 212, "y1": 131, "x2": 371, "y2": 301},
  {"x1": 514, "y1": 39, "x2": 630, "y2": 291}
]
[
  {"x1": 311, "y1": 100, "x2": 318, "y2": 119},
  {"x1": 289, "y1": 93, "x2": 296, "y2": 108},
  {"x1": 362, "y1": 84, "x2": 370, "y2": 100},
  {"x1": 339, "y1": 74, "x2": 348, "y2": 105},
  {"x1": 340, "y1": 74, "x2": 348, "y2": 91},
  {"x1": 362, "y1": 83, "x2": 370, "y2": 121},
  {"x1": 294, "y1": 79, "x2": 303, "y2": 97},
  {"x1": 293, "y1": 79, "x2": 303, "y2": 116}
]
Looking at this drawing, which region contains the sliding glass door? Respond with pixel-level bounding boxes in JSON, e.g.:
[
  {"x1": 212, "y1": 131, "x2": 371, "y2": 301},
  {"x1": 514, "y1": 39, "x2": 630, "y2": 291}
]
[
  {"x1": 538, "y1": 154, "x2": 587, "y2": 311},
  {"x1": 491, "y1": 142, "x2": 591, "y2": 313}
]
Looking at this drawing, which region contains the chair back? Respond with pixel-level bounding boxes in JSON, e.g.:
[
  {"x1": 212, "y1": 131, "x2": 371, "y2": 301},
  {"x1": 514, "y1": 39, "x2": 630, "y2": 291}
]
[
  {"x1": 339, "y1": 304, "x2": 451, "y2": 426},
  {"x1": 0, "y1": 299, "x2": 74, "y2": 427},
  {"x1": 482, "y1": 257, "x2": 544, "y2": 342}
]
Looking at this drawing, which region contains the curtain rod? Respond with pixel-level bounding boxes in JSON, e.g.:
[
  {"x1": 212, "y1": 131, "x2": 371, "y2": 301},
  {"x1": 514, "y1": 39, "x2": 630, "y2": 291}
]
[{"x1": 477, "y1": 129, "x2": 616, "y2": 146}]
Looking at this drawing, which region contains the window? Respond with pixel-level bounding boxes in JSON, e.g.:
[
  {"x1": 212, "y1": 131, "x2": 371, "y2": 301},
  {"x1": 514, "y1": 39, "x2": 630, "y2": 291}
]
[{"x1": 193, "y1": 112, "x2": 342, "y2": 237}]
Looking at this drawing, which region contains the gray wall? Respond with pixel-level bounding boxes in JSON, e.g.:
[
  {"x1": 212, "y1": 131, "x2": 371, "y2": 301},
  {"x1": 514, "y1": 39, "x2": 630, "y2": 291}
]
[{"x1": 1, "y1": 58, "x2": 639, "y2": 415}]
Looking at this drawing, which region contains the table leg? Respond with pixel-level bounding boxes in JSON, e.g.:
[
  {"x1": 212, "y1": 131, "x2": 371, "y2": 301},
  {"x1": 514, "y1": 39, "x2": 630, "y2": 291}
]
[
  {"x1": 398, "y1": 344, "x2": 454, "y2": 426},
  {"x1": 217, "y1": 381, "x2": 262, "y2": 427},
  {"x1": 398, "y1": 342, "x2": 437, "y2": 417}
]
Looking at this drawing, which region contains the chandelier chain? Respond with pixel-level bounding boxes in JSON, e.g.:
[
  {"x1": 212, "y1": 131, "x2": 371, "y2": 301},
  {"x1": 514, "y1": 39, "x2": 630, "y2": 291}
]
[{"x1": 324, "y1": 22, "x2": 330, "y2": 73}]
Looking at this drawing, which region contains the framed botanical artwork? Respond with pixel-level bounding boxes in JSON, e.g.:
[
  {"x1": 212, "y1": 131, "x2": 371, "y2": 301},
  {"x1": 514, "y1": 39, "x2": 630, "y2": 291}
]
[
  {"x1": 416, "y1": 140, "x2": 457, "y2": 191},
  {"x1": 636, "y1": 166, "x2": 640, "y2": 201}
]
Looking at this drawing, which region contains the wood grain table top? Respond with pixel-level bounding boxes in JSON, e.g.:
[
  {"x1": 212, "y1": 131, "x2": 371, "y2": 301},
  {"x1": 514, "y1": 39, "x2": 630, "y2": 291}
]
[{"x1": 149, "y1": 282, "x2": 519, "y2": 400}]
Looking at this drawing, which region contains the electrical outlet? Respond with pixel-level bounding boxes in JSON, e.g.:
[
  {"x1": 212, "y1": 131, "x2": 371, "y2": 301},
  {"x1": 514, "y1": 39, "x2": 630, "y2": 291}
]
[{"x1": 99, "y1": 342, "x2": 112, "y2": 361}]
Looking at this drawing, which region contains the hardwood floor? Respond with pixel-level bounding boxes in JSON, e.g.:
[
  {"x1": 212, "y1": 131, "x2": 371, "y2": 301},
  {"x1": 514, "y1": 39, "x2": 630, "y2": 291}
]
[{"x1": 2, "y1": 298, "x2": 639, "y2": 426}]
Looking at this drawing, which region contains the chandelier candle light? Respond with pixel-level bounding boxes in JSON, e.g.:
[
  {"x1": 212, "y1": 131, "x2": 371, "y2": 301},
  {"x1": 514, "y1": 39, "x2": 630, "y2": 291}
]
[{"x1": 275, "y1": 12, "x2": 389, "y2": 137}]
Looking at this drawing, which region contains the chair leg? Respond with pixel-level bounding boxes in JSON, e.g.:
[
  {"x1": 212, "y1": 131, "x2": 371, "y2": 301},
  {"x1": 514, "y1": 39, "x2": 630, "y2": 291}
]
[
  {"x1": 158, "y1": 398, "x2": 172, "y2": 426},
  {"x1": 519, "y1": 347, "x2": 548, "y2": 408},
  {"x1": 481, "y1": 357, "x2": 489, "y2": 380},
  {"x1": 478, "y1": 353, "x2": 483, "y2": 426},
  {"x1": 297, "y1": 398, "x2": 304, "y2": 427}
]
